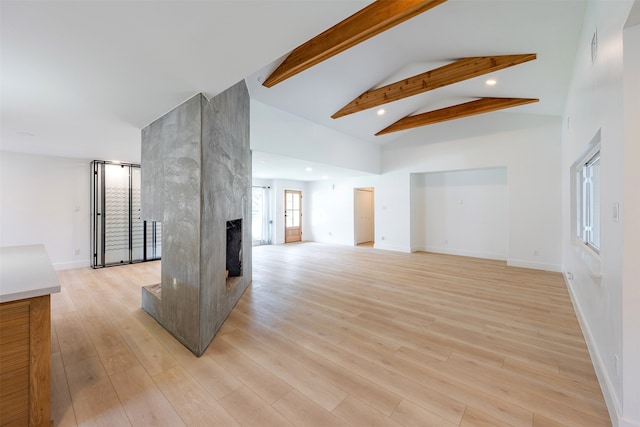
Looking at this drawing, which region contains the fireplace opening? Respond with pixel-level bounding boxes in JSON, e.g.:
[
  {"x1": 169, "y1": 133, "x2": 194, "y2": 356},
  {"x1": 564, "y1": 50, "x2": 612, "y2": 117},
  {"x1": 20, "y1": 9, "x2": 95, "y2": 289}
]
[{"x1": 226, "y1": 219, "x2": 242, "y2": 289}]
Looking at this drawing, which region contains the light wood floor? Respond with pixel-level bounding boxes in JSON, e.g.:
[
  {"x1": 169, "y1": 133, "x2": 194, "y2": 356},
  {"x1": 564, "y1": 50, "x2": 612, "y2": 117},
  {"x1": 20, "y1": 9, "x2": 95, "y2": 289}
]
[{"x1": 50, "y1": 242, "x2": 610, "y2": 426}]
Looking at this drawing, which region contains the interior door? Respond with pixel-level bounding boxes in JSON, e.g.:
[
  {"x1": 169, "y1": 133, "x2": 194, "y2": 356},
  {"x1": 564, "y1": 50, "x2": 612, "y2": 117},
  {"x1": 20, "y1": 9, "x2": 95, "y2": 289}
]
[
  {"x1": 284, "y1": 190, "x2": 302, "y2": 243},
  {"x1": 355, "y1": 188, "x2": 375, "y2": 244}
]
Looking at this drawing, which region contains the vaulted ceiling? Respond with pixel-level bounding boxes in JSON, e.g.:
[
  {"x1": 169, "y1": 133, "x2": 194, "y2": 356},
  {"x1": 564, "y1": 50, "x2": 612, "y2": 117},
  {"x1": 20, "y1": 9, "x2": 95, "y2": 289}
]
[
  {"x1": 247, "y1": 0, "x2": 586, "y2": 149},
  {"x1": 1, "y1": 0, "x2": 586, "y2": 180}
]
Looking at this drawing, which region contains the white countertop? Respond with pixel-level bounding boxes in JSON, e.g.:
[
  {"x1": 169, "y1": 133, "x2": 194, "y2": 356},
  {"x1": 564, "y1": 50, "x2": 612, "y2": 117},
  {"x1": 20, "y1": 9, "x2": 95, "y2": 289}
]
[{"x1": 0, "y1": 245, "x2": 61, "y2": 303}]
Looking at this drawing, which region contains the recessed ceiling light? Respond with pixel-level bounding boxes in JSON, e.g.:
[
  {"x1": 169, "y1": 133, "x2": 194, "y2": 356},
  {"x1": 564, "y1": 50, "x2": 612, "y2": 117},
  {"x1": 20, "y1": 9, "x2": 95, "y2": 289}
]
[
  {"x1": 322, "y1": 175, "x2": 329, "y2": 180},
  {"x1": 377, "y1": 109, "x2": 385, "y2": 116},
  {"x1": 485, "y1": 79, "x2": 497, "y2": 86},
  {"x1": 305, "y1": 167, "x2": 313, "y2": 172}
]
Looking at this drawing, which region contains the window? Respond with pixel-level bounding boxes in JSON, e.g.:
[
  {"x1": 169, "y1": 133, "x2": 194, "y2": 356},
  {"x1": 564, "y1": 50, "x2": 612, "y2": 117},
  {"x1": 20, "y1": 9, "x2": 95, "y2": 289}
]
[{"x1": 575, "y1": 137, "x2": 601, "y2": 252}]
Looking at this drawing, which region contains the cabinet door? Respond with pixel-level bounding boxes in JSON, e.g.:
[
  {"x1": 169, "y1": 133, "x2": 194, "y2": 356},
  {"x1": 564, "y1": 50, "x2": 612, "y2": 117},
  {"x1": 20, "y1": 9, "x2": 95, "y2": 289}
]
[
  {"x1": 0, "y1": 300, "x2": 30, "y2": 426},
  {"x1": 0, "y1": 296, "x2": 51, "y2": 427}
]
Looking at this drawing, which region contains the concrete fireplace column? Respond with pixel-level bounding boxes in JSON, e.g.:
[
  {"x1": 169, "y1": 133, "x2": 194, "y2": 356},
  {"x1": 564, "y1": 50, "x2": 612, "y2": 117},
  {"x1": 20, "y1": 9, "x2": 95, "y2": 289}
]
[{"x1": 140, "y1": 80, "x2": 251, "y2": 356}]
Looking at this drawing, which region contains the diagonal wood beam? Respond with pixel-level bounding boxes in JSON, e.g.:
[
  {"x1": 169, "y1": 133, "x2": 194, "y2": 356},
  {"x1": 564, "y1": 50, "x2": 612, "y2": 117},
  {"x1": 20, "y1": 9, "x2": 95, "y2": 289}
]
[
  {"x1": 375, "y1": 97, "x2": 539, "y2": 135},
  {"x1": 262, "y1": 0, "x2": 447, "y2": 88},
  {"x1": 333, "y1": 54, "x2": 537, "y2": 118}
]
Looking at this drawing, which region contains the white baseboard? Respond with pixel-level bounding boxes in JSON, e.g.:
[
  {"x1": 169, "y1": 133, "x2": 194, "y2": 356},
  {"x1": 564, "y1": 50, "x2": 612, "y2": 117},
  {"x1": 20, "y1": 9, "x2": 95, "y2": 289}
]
[
  {"x1": 507, "y1": 258, "x2": 562, "y2": 272},
  {"x1": 309, "y1": 237, "x2": 354, "y2": 247},
  {"x1": 414, "y1": 246, "x2": 506, "y2": 261},
  {"x1": 563, "y1": 273, "x2": 636, "y2": 427},
  {"x1": 373, "y1": 243, "x2": 411, "y2": 253},
  {"x1": 619, "y1": 417, "x2": 640, "y2": 427},
  {"x1": 52, "y1": 259, "x2": 90, "y2": 270},
  {"x1": 334, "y1": 240, "x2": 354, "y2": 247}
]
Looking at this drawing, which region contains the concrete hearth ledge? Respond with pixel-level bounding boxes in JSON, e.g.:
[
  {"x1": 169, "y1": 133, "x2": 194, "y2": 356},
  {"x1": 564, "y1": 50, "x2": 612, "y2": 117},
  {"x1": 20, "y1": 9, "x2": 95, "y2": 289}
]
[{"x1": 141, "y1": 284, "x2": 162, "y2": 321}]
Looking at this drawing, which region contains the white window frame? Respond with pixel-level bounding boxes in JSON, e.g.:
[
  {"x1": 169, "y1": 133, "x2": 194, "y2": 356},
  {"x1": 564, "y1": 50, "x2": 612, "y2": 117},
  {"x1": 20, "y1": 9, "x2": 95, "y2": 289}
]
[
  {"x1": 572, "y1": 130, "x2": 601, "y2": 255},
  {"x1": 577, "y1": 152, "x2": 600, "y2": 252}
]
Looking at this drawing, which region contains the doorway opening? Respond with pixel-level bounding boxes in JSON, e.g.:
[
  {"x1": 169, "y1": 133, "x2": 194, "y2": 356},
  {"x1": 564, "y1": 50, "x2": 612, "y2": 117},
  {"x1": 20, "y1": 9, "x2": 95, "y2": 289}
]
[
  {"x1": 285, "y1": 190, "x2": 302, "y2": 243},
  {"x1": 354, "y1": 187, "x2": 375, "y2": 246},
  {"x1": 252, "y1": 186, "x2": 271, "y2": 246}
]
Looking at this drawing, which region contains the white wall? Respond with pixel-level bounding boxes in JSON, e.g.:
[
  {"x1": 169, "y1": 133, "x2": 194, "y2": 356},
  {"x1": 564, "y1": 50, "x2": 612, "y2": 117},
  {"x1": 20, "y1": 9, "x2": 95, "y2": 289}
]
[
  {"x1": 307, "y1": 177, "x2": 372, "y2": 246},
  {"x1": 373, "y1": 172, "x2": 413, "y2": 252},
  {"x1": 560, "y1": 1, "x2": 637, "y2": 425},
  {"x1": 306, "y1": 172, "x2": 412, "y2": 252},
  {"x1": 622, "y1": 19, "x2": 640, "y2": 426},
  {"x1": 306, "y1": 118, "x2": 562, "y2": 268},
  {"x1": 0, "y1": 151, "x2": 91, "y2": 270},
  {"x1": 383, "y1": 117, "x2": 563, "y2": 271},
  {"x1": 250, "y1": 100, "x2": 381, "y2": 175},
  {"x1": 411, "y1": 168, "x2": 508, "y2": 260}
]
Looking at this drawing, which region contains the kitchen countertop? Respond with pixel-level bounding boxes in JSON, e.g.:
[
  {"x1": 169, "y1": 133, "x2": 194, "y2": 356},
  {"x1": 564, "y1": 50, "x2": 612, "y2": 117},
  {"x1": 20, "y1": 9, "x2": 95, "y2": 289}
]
[{"x1": 0, "y1": 245, "x2": 61, "y2": 303}]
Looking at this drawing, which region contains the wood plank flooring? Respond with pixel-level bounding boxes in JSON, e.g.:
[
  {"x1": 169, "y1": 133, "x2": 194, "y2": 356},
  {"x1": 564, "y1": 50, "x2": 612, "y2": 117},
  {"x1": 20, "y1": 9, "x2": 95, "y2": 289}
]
[{"x1": 49, "y1": 242, "x2": 610, "y2": 426}]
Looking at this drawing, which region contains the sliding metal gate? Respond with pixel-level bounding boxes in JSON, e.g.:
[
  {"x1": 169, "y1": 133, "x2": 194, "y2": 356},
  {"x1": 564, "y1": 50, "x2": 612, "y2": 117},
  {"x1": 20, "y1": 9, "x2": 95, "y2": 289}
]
[{"x1": 90, "y1": 160, "x2": 161, "y2": 268}]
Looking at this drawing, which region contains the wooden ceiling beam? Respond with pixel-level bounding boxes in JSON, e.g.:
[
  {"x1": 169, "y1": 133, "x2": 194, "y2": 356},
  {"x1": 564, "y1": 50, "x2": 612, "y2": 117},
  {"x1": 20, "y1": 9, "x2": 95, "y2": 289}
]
[
  {"x1": 333, "y1": 54, "x2": 537, "y2": 118},
  {"x1": 375, "y1": 97, "x2": 539, "y2": 135},
  {"x1": 262, "y1": 0, "x2": 447, "y2": 88}
]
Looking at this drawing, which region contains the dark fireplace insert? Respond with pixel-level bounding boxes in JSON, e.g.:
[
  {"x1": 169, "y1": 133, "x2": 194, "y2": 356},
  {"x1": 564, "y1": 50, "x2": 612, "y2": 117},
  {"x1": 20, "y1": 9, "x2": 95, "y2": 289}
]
[{"x1": 226, "y1": 219, "x2": 242, "y2": 280}]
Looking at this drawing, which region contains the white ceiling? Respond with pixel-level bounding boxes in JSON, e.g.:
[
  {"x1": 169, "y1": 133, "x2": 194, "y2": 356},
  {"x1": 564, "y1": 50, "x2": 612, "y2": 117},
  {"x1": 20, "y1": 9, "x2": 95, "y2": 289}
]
[
  {"x1": 1, "y1": 0, "x2": 588, "y2": 181},
  {"x1": 627, "y1": 0, "x2": 640, "y2": 27}
]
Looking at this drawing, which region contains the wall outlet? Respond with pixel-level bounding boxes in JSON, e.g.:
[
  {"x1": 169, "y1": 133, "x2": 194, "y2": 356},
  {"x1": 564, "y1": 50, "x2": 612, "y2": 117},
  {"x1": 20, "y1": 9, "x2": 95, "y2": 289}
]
[
  {"x1": 381, "y1": 236, "x2": 385, "y2": 240},
  {"x1": 74, "y1": 249, "x2": 80, "y2": 256},
  {"x1": 566, "y1": 272, "x2": 574, "y2": 280},
  {"x1": 533, "y1": 249, "x2": 539, "y2": 256}
]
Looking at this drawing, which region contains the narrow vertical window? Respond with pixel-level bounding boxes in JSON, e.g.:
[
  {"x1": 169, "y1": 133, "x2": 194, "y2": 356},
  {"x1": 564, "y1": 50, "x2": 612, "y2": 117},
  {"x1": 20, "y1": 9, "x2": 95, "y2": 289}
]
[{"x1": 577, "y1": 152, "x2": 600, "y2": 252}]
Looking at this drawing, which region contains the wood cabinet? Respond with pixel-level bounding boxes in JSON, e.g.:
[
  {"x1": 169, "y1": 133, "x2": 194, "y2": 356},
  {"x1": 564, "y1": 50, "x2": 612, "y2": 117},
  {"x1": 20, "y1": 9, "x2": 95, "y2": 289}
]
[
  {"x1": 0, "y1": 245, "x2": 59, "y2": 427},
  {"x1": 0, "y1": 295, "x2": 51, "y2": 426}
]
